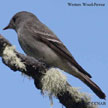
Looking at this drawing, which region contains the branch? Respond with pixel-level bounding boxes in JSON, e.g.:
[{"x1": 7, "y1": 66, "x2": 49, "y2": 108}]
[{"x1": 0, "y1": 34, "x2": 98, "y2": 108}]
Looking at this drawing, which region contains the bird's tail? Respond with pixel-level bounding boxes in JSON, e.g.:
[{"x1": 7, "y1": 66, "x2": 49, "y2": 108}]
[{"x1": 75, "y1": 72, "x2": 106, "y2": 99}]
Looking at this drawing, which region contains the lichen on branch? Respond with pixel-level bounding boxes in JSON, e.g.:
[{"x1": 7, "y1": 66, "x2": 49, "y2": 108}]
[{"x1": 0, "y1": 34, "x2": 98, "y2": 108}]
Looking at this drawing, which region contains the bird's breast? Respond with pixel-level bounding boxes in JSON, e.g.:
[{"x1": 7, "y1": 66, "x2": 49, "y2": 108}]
[{"x1": 18, "y1": 33, "x2": 63, "y2": 66}]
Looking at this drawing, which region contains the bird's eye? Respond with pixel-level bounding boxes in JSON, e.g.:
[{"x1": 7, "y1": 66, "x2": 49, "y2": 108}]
[{"x1": 13, "y1": 17, "x2": 16, "y2": 23}]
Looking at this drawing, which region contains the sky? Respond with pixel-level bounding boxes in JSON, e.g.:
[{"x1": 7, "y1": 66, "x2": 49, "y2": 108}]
[{"x1": 0, "y1": 0, "x2": 108, "y2": 108}]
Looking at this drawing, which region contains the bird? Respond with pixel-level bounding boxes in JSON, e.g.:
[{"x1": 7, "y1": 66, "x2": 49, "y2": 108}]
[{"x1": 3, "y1": 11, "x2": 106, "y2": 99}]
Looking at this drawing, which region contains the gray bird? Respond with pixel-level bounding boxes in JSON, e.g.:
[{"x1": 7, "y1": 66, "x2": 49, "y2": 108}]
[{"x1": 3, "y1": 11, "x2": 105, "y2": 99}]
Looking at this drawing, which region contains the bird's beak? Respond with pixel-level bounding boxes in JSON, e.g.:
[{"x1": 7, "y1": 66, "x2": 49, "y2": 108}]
[{"x1": 3, "y1": 24, "x2": 10, "y2": 30}]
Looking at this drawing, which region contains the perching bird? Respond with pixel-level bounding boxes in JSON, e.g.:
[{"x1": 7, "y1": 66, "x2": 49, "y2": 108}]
[{"x1": 3, "y1": 11, "x2": 106, "y2": 99}]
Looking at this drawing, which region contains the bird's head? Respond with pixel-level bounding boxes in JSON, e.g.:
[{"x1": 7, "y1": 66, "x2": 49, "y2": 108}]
[{"x1": 3, "y1": 11, "x2": 36, "y2": 31}]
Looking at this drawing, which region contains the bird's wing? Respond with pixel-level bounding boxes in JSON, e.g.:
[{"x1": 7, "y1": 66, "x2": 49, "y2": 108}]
[{"x1": 25, "y1": 22, "x2": 92, "y2": 78}]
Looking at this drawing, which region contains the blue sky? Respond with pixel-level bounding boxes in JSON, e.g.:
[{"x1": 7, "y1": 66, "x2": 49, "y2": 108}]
[{"x1": 0, "y1": 0, "x2": 107, "y2": 108}]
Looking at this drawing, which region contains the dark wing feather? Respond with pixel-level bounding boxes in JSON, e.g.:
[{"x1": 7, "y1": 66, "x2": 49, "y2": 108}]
[
  {"x1": 25, "y1": 21, "x2": 92, "y2": 78},
  {"x1": 39, "y1": 35, "x2": 91, "y2": 78}
]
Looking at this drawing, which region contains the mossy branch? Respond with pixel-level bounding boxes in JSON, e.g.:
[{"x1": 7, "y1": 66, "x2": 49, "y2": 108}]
[{"x1": 0, "y1": 34, "x2": 97, "y2": 108}]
